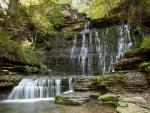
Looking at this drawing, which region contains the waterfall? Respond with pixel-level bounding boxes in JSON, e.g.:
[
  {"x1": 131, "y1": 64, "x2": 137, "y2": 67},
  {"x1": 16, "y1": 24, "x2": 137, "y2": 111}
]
[
  {"x1": 6, "y1": 77, "x2": 75, "y2": 102},
  {"x1": 70, "y1": 24, "x2": 141, "y2": 75}
]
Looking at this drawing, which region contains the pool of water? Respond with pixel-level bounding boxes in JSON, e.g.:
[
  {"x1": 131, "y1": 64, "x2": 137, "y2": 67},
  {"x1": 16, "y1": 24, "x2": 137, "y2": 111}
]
[{"x1": 0, "y1": 100, "x2": 115, "y2": 113}]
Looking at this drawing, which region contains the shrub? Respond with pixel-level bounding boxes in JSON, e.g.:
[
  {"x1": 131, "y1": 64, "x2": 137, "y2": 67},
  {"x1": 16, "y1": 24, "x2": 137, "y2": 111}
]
[{"x1": 140, "y1": 36, "x2": 150, "y2": 48}]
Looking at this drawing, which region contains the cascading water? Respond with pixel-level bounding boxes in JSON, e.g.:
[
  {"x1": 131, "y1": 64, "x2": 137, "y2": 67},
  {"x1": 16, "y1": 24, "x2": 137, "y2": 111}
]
[
  {"x1": 70, "y1": 24, "x2": 142, "y2": 75},
  {"x1": 5, "y1": 77, "x2": 75, "y2": 102},
  {"x1": 8, "y1": 78, "x2": 58, "y2": 100}
]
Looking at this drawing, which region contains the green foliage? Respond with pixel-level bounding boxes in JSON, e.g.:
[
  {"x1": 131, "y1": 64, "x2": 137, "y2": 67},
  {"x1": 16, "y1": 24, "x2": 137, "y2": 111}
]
[
  {"x1": 0, "y1": 30, "x2": 39, "y2": 65},
  {"x1": 140, "y1": 36, "x2": 150, "y2": 48},
  {"x1": 29, "y1": 0, "x2": 65, "y2": 32}
]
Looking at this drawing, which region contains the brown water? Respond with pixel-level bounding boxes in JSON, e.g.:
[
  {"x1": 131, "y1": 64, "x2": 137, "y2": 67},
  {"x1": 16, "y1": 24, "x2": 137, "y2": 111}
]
[{"x1": 0, "y1": 100, "x2": 115, "y2": 113}]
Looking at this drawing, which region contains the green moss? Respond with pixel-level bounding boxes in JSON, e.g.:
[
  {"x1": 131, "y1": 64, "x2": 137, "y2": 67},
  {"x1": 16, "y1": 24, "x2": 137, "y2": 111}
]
[
  {"x1": 140, "y1": 36, "x2": 150, "y2": 49},
  {"x1": 98, "y1": 94, "x2": 118, "y2": 102},
  {"x1": 139, "y1": 62, "x2": 150, "y2": 72}
]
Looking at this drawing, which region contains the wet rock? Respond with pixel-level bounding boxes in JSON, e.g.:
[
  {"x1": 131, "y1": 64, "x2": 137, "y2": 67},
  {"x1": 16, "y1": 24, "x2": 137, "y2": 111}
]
[
  {"x1": 114, "y1": 57, "x2": 144, "y2": 70},
  {"x1": 117, "y1": 97, "x2": 150, "y2": 113},
  {"x1": 98, "y1": 93, "x2": 119, "y2": 107},
  {"x1": 124, "y1": 48, "x2": 150, "y2": 59},
  {"x1": 55, "y1": 92, "x2": 90, "y2": 106}
]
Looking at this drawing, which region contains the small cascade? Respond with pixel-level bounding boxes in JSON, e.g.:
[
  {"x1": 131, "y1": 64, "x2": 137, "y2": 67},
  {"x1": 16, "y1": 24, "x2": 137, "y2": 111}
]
[
  {"x1": 69, "y1": 77, "x2": 73, "y2": 91},
  {"x1": 8, "y1": 78, "x2": 56, "y2": 100},
  {"x1": 55, "y1": 79, "x2": 61, "y2": 96},
  {"x1": 7, "y1": 77, "x2": 76, "y2": 101},
  {"x1": 8, "y1": 78, "x2": 62, "y2": 100}
]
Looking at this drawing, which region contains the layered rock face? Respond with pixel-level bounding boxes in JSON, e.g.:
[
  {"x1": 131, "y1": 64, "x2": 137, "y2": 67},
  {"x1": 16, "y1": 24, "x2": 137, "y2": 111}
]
[
  {"x1": 0, "y1": 75, "x2": 22, "y2": 89},
  {"x1": 114, "y1": 48, "x2": 150, "y2": 70}
]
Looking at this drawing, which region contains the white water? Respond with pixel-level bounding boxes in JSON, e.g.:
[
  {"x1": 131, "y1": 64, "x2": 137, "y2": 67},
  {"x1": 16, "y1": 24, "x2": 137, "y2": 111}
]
[
  {"x1": 8, "y1": 78, "x2": 62, "y2": 101},
  {"x1": 6, "y1": 77, "x2": 75, "y2": 102}
]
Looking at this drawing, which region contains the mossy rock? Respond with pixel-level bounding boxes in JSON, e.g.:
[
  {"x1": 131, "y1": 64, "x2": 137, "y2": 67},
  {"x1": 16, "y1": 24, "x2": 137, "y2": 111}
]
[
  {"x1": 139, "y1": 62, "x2": 150, "y2": 72},
  {"x1": 98, "y1": 93, "x2": 119, "y2": 107}
]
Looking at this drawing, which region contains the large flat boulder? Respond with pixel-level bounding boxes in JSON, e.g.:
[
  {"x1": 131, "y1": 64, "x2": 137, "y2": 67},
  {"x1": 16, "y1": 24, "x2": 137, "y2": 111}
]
[{"x1": 55, "y1": 92, "x2": 90, "y2": 106}]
